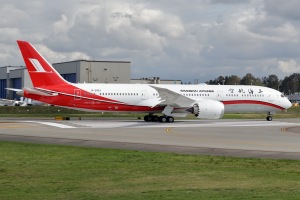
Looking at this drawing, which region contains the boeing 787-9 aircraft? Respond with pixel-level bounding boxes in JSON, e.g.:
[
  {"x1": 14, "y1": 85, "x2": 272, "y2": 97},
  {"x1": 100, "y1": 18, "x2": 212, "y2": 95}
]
[{"x1": 8, "y1": 40, "x2": 292, "y2": 123}]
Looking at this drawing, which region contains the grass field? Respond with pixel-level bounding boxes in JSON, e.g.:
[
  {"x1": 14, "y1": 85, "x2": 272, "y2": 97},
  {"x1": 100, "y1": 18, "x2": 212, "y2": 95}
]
[
  {"x1": 1, "y1": 141, "x2": 300, "y2": 199},
  {"x1": 1, "y1": 105, "x2": 299, "y2": 199}
]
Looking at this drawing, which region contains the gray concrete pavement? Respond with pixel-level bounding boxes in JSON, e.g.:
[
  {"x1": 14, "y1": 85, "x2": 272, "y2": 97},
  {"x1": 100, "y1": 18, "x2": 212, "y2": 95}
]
[{"x1": 0, "y1": 119, "x2": 299, "y2": 159}]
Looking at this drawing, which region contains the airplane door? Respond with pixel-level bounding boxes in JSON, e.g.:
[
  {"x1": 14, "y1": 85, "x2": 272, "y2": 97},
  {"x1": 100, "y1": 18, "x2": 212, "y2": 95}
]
[
  {"x1": 74, "y1": 89, "x2": 81, "y2": 100},
  {"x1": 141, "y1": 90, "x2": 147, "y2": 100}
]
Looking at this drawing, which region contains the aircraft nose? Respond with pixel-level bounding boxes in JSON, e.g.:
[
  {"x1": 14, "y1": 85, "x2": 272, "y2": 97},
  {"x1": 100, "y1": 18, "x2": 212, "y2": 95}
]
[{"x1": 285, "y1": 99, "x2": 292, "y2": 109}]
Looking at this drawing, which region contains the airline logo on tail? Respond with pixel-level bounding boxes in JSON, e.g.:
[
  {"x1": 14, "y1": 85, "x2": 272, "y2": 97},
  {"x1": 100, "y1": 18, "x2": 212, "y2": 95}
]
[
  {"x1": 29, "y1": 58, "x2": 46, "y2": 72},
  {"x1": 17, "y1": 40, "x2": 67, "y2": 86}
]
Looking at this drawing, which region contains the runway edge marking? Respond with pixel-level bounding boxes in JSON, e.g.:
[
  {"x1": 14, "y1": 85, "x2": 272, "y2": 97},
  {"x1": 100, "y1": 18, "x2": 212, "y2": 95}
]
[{"x1": 25, "y1": 121, "x2": 76, "y2": 129}]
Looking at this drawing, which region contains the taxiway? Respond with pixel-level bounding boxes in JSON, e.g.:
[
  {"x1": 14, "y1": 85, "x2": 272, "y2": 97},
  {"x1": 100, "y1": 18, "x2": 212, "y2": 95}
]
[{"x1": 0, "y1": 119, "x2": 299, "y2": 159}]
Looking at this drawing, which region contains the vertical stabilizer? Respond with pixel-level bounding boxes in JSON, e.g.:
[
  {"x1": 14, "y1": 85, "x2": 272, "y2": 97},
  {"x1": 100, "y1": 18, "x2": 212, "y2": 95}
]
[{"x1": 17, "y1": 40, "x2": 68, "y2": 87}]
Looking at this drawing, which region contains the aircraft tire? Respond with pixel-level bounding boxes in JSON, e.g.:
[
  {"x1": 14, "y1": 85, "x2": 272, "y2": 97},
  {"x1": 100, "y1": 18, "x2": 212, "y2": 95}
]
[
  {"x1": 167, "y1": 116, "x2": 174, "y2": 123},
  {"x1": 159, "y1": 116, "x2": 167, "y2": 123},
  {"x1": 151, "y1": 115, "x2": 159, "y2": 122},
  {"x1": 144, "y1": 115, "x2": 152, "y2": 122},
  {"x1": 266, "y1": 116, "x2": 272, "y2": 121}
]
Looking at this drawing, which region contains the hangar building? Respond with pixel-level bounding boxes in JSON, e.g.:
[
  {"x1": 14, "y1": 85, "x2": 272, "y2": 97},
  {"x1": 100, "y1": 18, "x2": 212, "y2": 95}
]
[
  {"x1": 0, "y1": 66, "x2": 32, "y2": 100},
  {"x1": 52, "y1": 60, "x2": 131, "y2": 84}
]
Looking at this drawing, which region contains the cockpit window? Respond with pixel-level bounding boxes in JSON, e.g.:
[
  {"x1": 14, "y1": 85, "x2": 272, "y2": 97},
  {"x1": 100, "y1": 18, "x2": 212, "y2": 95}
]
[{"x1": 281, "y1": 94, "x2": 285, "y2": 98}]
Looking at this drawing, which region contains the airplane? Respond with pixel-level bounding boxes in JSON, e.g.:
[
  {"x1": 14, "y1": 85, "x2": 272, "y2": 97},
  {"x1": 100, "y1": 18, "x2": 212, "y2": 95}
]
[
  {"x1": 9, "y1": 40, "x2": 292, "y2": 122},
  {"x1": 0, "y1": 97, "x2": 45, "y2": 106},
  {"x1": 18, "y1": 97, "x2": 45, "y2": 106},
  {"x1": 0, "y1": 98, "x2": 20, "y2": 106}
]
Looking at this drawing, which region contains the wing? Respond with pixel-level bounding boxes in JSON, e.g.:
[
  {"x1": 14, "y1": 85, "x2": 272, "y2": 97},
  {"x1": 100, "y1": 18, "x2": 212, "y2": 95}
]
[{"x1": 150, "y1": 85, "x2": 194, "y2": 107}]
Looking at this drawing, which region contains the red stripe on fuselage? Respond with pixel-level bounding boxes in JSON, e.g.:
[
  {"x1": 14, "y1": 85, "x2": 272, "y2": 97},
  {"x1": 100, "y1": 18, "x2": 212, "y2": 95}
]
[
  {"x1": 24, "y1": 85, "x2": 163, "y2": 112},
  {"x1": 222, "y1": 100, "x2": 285, "y2": 110},
  {"x1": 25, "y1": 92, "x2": 163, "y2": 112}
]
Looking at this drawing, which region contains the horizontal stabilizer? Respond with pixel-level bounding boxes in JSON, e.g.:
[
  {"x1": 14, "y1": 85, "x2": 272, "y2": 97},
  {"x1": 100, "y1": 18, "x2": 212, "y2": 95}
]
[
  {"x1": 5, "y1": 88, "x2": 24, "y2": 96},
  {"x1": 5, "y1": 88, "x2": 22, "y2": 92},
  {"x1": 6, "y1": 87, "x2": 58, "y2": 97},
  {"x1": 25, "y1": 88, "x2": 58, "y2": 97}
]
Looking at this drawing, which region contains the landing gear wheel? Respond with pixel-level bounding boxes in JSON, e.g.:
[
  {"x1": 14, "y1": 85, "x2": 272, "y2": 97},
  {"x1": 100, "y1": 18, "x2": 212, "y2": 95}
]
[
  {"x1": 144, "y1": 115, "x2": 174, "y2": 123},
  {"x1": 151, "y1": 115, "x2": 159, "y2": 122},
  {"x1": 266, "y1": 116, "x2": 272, "y2": 121},
  {"x1": 159, "y1": 116, "x2": 167, "y2": 123},
  {"x1": 144, "y1": 115, "x2": 152, "y2": 122},
  {"x1": 167, "y1": 116, "x2": 174, "y2": 123}
]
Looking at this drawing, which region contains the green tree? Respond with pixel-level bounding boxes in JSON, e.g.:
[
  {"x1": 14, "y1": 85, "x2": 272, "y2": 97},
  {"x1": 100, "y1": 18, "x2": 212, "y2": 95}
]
[
  {"x1": 280, "y1": 73, "x2": 300, "y2": 94},
  {"x1": 225, "y1": 75, "x2": 241, "y2": 85},
  {"x1": 263, "y1": 74, "x2": 279, "y2": 90},
  {"x1": 241, "y1": 73, "x2": 263, "y2": 85},
  {"x1": 206, "y1": 76, "x2": 225, "y2": 85}
]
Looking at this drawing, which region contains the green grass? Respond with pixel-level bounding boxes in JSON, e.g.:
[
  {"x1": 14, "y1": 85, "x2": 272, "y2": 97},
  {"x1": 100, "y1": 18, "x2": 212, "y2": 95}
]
[{"x1": 0, "y1": 141, "x2": 300, "y2": 199}]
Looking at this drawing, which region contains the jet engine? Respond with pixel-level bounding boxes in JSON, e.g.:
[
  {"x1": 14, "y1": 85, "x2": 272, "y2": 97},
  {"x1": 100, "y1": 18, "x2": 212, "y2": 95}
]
[{"x1": 186, "y1": 100, "x2": 224, "y2": 119}]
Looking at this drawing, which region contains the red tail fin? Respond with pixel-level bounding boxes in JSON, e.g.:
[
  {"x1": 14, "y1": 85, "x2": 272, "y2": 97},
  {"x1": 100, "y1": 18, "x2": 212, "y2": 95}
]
[{"x1": 17, "y1": 40, "x2": 68, "y2": 87}]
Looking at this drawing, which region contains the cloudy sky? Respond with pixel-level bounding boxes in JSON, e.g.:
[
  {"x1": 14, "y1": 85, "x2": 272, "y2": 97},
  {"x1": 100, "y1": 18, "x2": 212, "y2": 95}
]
[{"x1": 1, "y1": 0, "x2": 300, "y2": 83}]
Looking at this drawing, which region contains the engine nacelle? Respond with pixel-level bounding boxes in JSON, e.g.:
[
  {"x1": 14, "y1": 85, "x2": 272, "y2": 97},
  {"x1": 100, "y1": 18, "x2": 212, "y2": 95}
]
[{"x1": 187, "y1": 100, "x2": 224, "y2": 119}]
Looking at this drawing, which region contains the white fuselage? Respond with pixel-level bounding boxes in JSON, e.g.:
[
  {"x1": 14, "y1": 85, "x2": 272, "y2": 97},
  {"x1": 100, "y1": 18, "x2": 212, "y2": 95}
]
[{"x1": 71, "y1": 83, "x2": 291, "y2": 114}]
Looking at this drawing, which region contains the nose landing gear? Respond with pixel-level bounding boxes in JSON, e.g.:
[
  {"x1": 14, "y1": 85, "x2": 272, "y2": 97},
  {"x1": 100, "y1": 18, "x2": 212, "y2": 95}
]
[
  {"x1": 266, "y1": 112, "x2": 273, "y2": 121},
  {"x1": 266, "y1": 116, "x2": 272, "y2": 121}
]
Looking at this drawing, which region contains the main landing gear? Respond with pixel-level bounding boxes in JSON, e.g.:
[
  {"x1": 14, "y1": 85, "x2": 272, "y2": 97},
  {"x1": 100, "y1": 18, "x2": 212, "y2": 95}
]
[
  {"x1": 266, "y1": 112, "x2": 273, "y2": 121},
  {"x1": 144, "y1": 114, "x2": 174, "y2": 123}
]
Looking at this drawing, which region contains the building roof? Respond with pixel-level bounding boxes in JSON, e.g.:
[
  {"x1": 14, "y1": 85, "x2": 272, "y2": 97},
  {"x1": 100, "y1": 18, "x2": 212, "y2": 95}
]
[
  {"x1": 53, "y1": 59, "x2": 131, "y2": 65},
  {"x1": 0, "y1": 66, "x2": 25, "y2": 73}
]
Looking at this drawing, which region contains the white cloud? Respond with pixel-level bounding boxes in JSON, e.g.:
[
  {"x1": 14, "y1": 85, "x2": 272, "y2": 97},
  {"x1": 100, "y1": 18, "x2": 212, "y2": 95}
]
[
  {"x1": 0, "y1": 28, "x2": 21, "y2": 43},
  {"x1": 264, "y1": 0, "x2": 300, "y2": 20},
  {"x1": 278, "y1": 59, "x2": 300, "y2": 74},
  {"x1": 34, "y1": 44, "x2": 91, "y2": 64},
  {"x1": 53, "y1": 15, "x2": 69, "y2": 34},
  {"x1": 0, "y1": 4, "x2": 30, "y2": 28},
  {"x1": 1, "y1": 0, "x2": 300, "y2": 82},
  {"x1": 132, "y1": 8, "x2": 185, "y2": 38}
]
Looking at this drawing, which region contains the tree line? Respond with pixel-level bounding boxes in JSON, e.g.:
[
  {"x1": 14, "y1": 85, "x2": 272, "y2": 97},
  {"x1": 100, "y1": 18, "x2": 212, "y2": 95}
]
[{"x1": 206, "y1": 73, "x2": 300, "y2": 95}]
